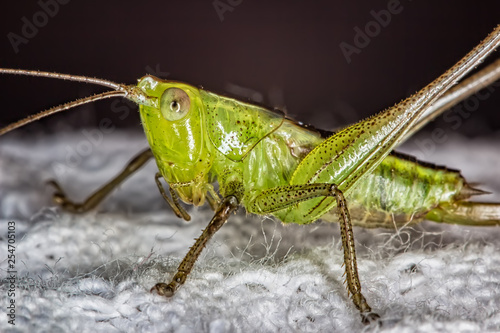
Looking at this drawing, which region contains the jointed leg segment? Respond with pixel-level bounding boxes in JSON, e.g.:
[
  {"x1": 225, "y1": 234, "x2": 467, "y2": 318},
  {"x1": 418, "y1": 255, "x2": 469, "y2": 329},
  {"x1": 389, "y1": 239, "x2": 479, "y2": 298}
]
[
  {"x1": 250, "y1": 183, "x2": 378, "y2": 321},
  {"x1": 335, "y1": 189, "x2": 379, "y2": 323},
  {"x1": 155, "y1": 173, "x2": 191, "y2": 221},
  {"x1": 151, "y1": 195, "x2": 238, "y2": 296},
  {"x1": 49, "y1": 148, "x2": 154, "y2": 213}
]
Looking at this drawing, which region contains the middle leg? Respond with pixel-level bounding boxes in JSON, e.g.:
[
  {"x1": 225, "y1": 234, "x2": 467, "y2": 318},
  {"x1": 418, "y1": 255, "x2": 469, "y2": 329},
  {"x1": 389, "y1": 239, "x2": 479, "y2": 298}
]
[{"x1": 151, "y1": 195, "x2": 239, "y2": 296}]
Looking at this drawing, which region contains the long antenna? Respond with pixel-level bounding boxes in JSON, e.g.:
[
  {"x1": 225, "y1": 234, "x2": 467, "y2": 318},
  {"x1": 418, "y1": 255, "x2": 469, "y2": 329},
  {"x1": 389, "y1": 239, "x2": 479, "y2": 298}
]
[
  {"x1": 0, "y1": 90, "x2": 126, "y2": 136},
  {"x1": 0, "y1": 68, "x2": 152, "y2": 136},
  {"x1": 0, "y1": 68, "x2": 125, "y2": 91}
]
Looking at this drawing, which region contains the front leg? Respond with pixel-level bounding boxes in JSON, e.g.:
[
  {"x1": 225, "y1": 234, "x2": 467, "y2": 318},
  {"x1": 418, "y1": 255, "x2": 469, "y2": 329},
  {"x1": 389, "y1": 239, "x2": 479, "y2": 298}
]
[
  {"x1": 250, "y1": 183, "x2": 379, "y2": 323},
  {"x1": 155, "y1": 173, "x2": 191, "y2": 221},
  {"x1": 151, "y1": 195, "x2": 239, "y2": 296},
  {"x1": 49, "y1": 148, "x2": 154, "y2": 213}
]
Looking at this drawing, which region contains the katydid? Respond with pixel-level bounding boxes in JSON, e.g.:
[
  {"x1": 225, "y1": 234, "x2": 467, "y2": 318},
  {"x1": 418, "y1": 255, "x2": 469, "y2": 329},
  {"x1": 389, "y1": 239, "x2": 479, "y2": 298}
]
[{"x1": 1, "y1": 25, "x2": 500, "y2": 323}]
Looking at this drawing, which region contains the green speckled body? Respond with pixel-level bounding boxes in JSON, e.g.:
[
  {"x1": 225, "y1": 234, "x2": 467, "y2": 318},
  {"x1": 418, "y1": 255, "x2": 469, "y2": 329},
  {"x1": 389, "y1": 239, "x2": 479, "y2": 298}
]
[
  {"x1": 2, "y1": 26, "x2": 499, "y2": 321},
  {"x1": 137, "y1": 75, "x2": 468, "y2": 228},
  {"x1": 222, "y1": 117, "x2": 467, "y2": 228}
]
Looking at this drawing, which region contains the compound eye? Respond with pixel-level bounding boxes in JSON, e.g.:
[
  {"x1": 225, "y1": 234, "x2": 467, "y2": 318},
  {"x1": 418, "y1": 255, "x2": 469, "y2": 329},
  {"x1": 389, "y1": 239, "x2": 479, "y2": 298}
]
[{"x1": 160, "y1": 87, "x2": 191, "y2": 121}]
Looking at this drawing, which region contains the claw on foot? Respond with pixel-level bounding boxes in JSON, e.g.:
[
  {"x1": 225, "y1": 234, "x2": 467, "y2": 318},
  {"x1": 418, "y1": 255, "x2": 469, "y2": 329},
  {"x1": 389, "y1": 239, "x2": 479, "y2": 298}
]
[
  {"x1": 47, "y1": 180, "x2": 63, "y2": 202},
  {"x1": 150, "y1": 282, "x2": 175, "y2": 297},
  {"x1": 46, "y1": 179, "x2": 81, "y2": 212},
  {"x1": 361, "y1": 312, "x2": 381, "y2": 325}
]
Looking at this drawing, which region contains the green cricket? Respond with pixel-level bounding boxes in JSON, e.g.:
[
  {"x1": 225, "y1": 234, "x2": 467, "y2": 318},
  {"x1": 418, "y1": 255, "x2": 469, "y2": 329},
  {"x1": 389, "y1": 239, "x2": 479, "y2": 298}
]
[{"x1": 1, "y1": 25, "x2": 500, "y2": 323}]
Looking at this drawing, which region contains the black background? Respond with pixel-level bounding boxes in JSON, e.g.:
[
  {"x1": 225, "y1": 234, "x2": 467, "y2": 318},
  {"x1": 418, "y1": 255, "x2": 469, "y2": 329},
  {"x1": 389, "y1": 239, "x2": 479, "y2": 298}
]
[{"x1": 0, "y1": 1, "x2": 499, "y2": 136}]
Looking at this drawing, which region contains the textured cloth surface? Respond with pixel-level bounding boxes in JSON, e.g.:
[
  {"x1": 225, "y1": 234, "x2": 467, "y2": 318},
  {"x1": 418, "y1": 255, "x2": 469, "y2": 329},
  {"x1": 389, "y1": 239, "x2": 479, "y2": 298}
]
[{"x1": 1, "y1": 131, "x2": 500, "y2": 333}]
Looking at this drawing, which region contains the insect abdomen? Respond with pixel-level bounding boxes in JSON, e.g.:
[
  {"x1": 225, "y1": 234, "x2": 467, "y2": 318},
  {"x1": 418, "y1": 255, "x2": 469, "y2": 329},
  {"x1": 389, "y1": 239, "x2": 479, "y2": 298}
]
[{"x1": 346, "y1": 153, "x2": 467, "y2": 228}]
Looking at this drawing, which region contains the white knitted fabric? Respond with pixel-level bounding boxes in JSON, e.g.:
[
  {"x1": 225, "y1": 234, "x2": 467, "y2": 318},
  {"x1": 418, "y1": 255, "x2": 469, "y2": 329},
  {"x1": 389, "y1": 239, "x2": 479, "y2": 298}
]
[{"x1": 1, "y1": 131, "x2": 500, "y2": 332}]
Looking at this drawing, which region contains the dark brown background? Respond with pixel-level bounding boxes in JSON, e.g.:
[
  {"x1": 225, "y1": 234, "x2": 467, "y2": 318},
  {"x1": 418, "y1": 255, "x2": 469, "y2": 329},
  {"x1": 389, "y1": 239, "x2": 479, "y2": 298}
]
[{"x1": 0, "y1": 1, "x2": 499, "y2": 136}]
